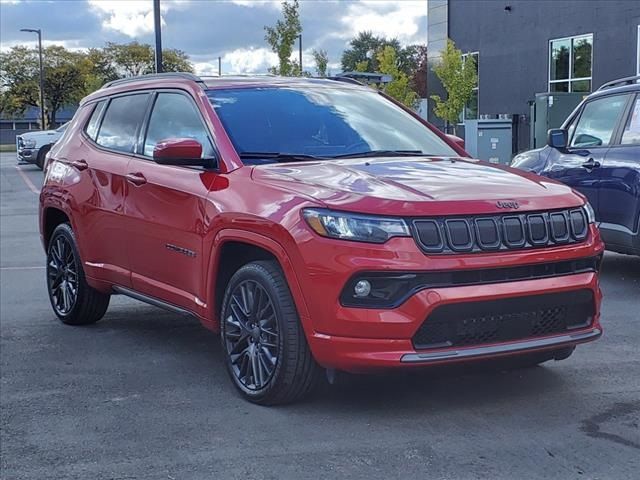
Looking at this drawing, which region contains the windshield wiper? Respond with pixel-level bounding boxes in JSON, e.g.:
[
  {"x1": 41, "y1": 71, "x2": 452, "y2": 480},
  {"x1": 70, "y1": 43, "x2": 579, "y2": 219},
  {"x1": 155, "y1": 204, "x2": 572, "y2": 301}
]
[
  {"x1": 330, "y1": 150, "x2": 426, "y2": 159},
  {"x1": 238, "y1": 151, "x2": 325, "y2": 162}
]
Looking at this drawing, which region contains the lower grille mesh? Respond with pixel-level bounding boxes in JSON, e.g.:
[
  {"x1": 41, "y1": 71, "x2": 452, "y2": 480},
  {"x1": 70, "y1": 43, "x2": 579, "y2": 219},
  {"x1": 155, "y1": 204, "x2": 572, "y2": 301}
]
[{"x1": 412, "y1": 290, "x2": 595, "y2": 350}]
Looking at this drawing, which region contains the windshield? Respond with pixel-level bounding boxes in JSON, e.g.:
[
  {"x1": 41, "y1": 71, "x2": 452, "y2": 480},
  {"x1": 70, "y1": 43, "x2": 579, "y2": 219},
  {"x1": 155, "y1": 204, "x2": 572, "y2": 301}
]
[
  {"x1": 206, "y1": 86, "x2": 457, "y2": 163},
  {"x1": 55, "y1": 123, "x2": 68, "y2": 133}
]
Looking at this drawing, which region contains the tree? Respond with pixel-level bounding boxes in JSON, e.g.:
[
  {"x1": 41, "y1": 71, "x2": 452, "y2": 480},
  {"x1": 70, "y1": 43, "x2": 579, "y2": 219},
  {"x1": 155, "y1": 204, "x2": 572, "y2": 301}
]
[
  {"x1": 0, "y1": 45, "x2": 89, "y2": 127},
  {"x1": 264, "y1": 0, "x2": 302, "y2": 76},
  {"x1": 430, "y1": 39, "x2": 477, "y2": 134},
  {"x1": 101, "y1": 41, "x2": 194, "y2": 78},
  {"x1": 401, "y1": 44, "x2": 428, "y2": 98},
  {"x1": 341, "y1": 31, "x2": 400, "y2": 73},
  {"x1": 377, "y1": 46, "x2": 418, "y2": 108},
  {"x1": 312, "y1": 49, "x2": 328, "y2": 77}
]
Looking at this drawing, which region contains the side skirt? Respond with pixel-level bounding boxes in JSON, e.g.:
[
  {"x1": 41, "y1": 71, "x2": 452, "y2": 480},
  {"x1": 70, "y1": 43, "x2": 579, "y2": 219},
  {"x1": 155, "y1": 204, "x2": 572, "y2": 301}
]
[{"x1": 112, "y1": 285, "x2": 199, "y2": 319}]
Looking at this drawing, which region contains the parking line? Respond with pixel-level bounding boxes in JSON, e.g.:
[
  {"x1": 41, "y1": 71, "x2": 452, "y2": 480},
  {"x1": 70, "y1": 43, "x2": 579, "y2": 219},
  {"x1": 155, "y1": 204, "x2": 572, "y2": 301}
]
[
  {"x1": 14, "y1": 166, "x2": 41, "y2": 194},
  {"x1": 0, "y1": 266, "x2": 45, "y2": 270}
]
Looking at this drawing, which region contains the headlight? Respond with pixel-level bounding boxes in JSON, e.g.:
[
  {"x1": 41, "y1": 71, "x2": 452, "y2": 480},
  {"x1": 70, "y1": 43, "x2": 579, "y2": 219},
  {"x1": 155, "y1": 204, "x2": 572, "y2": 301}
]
[
  {"x1": 583, "y1": 202, "x2": 596, "y2": 224},
  {"x1": 302, "y1": 208, "x2": 410, "y2": 243},
  {"x1": 22, "y1": 139, "x2": 36, "y2": 148}
]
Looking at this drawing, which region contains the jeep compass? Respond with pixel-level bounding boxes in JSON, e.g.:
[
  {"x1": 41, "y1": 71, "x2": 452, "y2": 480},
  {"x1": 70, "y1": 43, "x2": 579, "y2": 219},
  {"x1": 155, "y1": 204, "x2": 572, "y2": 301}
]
[{"x1": 39, "y1": 73, "x2": 604, "y2": 404}]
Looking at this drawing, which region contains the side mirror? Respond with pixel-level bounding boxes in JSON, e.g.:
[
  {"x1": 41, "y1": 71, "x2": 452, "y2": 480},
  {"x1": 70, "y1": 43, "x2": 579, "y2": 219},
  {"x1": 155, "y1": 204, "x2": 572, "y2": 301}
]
[
  {"x1": 547, "y1": 129, "x2": 568, "y2": 150},
  {"x1": 446, "y1": 133, "x2": 465, "y2": 150},
  {"x1": 153, "y1": 138, "x2": 206, "y2": 166}
]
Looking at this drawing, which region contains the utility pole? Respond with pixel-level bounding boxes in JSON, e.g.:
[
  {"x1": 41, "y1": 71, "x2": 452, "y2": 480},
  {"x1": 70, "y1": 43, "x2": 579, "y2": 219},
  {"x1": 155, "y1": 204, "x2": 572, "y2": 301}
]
[
  {"x1": 218, "y1": 56, "x2": 222, "y2": 76},
  {"x1": 153, "y1": 0, "x2": 163, "y2": 73},
  {"x1": 20, "y1": 28, "x2": 45, "y2": 130},
  {"x1": 298, "y1": 34, "x2": 302, "y2": 75}
]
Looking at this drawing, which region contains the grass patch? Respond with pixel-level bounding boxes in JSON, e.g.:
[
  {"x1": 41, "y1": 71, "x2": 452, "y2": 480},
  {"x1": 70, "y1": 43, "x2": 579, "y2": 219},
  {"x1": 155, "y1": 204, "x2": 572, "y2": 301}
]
[{"x1": 0, "y1": 144, "x2": 17, "y2": 152}]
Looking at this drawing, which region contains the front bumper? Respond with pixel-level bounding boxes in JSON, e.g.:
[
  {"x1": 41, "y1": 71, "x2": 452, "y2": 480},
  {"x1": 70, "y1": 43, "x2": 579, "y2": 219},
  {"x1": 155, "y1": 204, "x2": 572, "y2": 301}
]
[
  {"x1": 296, "y1": 225, "x2": 604, "y2": 372},
  {"x1": 308, "y1": 271, "x2": 602, "y2": 371},
  {"x1": 17, "y1": 147, "x2": 38, "y2": 164}
]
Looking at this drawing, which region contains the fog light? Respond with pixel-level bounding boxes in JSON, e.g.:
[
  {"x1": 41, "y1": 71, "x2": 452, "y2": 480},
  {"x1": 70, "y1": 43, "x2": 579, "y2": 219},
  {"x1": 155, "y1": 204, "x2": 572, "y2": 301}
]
[{"x1": 354, "y1": 279, "x2": 371, "y2": 297}]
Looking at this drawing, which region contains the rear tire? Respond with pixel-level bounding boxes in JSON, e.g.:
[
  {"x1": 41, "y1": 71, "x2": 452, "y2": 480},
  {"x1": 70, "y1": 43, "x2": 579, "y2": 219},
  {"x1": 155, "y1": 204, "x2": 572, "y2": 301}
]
[
  {"x1": 46, "y1": 223, "x2": 110, "y2": 325},
  {"x1": 220, "y1": 260, "x2": 320, "y2": 405}
]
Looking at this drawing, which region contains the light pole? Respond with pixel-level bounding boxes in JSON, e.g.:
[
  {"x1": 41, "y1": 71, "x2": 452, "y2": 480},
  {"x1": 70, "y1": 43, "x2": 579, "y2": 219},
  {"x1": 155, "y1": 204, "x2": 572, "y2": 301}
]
[
  {"x1": 298, "y1": 34, "x2": 302, "y2": 75},
  {"x1": 20, "y1": 28, "x2": 46, "y2": 130},
  {"x1": 153, "y1": 0, "x2": 163, "y2": 73}
]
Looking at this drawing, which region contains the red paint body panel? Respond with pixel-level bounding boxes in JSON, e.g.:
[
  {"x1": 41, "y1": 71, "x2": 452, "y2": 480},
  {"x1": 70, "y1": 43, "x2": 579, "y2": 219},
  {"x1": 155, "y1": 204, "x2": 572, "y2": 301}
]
[{"x1": 40, "y1": 76, "x2": 604, "y2": 373}]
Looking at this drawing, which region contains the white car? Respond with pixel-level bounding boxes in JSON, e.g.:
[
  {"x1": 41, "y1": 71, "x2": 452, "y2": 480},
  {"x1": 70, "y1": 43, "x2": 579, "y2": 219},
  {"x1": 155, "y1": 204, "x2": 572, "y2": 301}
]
[{"x1": 16, "y1": 123, "x2": 68, "y2": 169}]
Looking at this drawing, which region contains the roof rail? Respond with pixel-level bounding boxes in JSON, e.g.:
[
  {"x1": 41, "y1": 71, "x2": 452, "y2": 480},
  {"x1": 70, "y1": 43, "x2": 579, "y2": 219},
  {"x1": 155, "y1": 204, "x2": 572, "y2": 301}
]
[
  {"x1": 597, "y1": 75, "x2": 640, "y2": 91},
  {"x1": 328, "y1": 76, "x2": 364, "y2": 86},
  {"x1": 101, "y1": 72, "x2": 205, "y2": 89}
]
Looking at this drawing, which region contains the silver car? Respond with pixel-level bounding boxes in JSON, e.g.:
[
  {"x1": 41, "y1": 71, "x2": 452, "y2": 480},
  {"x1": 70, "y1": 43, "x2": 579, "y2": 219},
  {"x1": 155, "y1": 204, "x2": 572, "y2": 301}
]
[{"x1": 16, "y1": 123, "x2": 68, "y2": 169}]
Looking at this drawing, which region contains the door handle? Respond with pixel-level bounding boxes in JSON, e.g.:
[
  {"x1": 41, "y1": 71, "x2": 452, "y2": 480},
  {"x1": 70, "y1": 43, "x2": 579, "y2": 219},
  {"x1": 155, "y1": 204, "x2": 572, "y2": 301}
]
[
  {"x1": 125, "y1": 172, "x2": 147, "y2": 186},
  {"x1": 71, "y1": 159, "x2": 88, "y2": 171},
  {"x1": 581, "y1": 158, "x2": 601, "y2": 169}
]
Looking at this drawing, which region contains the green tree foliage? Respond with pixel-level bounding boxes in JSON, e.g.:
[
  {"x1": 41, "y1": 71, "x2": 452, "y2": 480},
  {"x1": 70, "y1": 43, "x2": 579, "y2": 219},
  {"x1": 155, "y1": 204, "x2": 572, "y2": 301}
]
[
  {"x1": 102, "y1": 41, "x2": 193, "y2": 77},
  {"x1": 341, "y1": 31, "x2": 397, "y2": 73},
  {"x1": 264, "y1": 0, "x2": 302, "y2": 76},
  {"x1": 0, "y1": 42, "x2": 194, "y2": 128},
  {"x1": 1, "y1": 45, "x2": 89, "y2": 127},
  {"x1": 377, "y1": 46, "x2": 418, "y2": 108},
  {"x1": 430, "y1": 39, "x2": 477, "y2": 132},
  {"x1": 312, "y1": 49, "x2": 328, "y2": 77}
]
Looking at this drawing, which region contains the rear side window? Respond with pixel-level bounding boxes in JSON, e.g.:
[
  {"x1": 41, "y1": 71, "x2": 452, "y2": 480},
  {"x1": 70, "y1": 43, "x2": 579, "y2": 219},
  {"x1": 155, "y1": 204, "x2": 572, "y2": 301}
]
[
  {"x1": 143, "y1": 93, "x2": 214, "y2": 157},
  {"x1": 570, "y1": 94, "x2": 628, "y2": 148},
  {"x1": 84, "y1": 101, "x2": 106, "y2": 140},
  {"x1": 96, "y1": 94, "x2": 150, "y2": 153},
  {"x1": 621, "y1": 97, "x2": 640, "y2": 145}
]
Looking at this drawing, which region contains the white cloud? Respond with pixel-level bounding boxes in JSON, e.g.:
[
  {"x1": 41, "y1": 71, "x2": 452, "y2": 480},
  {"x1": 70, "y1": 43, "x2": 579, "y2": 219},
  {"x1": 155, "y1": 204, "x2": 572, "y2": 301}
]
[
  {"x1": 337, "y1": 0, "x2": 428, "y2": 44},
  {"x1": 87, "y1": 0, "x2": 168, "y2": 37},
  {"x1": 230, "y1": 0, "x2": 279, "y2": 7},
  {"x1": 0, "y1": 38, "x2": 87, "y2": 52},
  {"x1": 223, "y1": 47, "x2": 278, "y2": 74}
]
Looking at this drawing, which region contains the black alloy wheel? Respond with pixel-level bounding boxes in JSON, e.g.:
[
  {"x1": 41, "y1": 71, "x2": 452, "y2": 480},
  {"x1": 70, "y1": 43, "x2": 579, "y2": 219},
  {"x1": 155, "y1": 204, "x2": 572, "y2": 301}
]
[
  {"x1": 47, "y1": 234, "x2": 79, "y2": 315},
  {"x1": 220, "y1": 260, "x2": 320, "y2": 405},
  {"x1": 46, "y1": 223, "x2": 110, "y2": 325},
  {"x1": 224, "y1": 279, "x2": 279, "y2": 390}
]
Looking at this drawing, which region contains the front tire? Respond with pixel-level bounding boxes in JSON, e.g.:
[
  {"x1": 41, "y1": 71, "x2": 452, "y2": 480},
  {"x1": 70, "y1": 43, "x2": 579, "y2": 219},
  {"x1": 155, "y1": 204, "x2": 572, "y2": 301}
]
[
  {"x1": 46, "y1": 223, "x2": 110, "y2": 325},
  {"x1": 220, "y1": 260, "x2": 320, "y2": 405},
  {"x1": 36, "y1": 145, "x2": 50, "y2": 170}
]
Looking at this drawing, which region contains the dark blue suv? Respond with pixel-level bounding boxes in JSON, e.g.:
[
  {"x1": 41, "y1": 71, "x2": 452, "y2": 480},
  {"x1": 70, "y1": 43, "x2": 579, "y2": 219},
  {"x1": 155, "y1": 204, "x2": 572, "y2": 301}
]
[{"x1": 513, "y1": 76, "x2": 640, "y2": 256}]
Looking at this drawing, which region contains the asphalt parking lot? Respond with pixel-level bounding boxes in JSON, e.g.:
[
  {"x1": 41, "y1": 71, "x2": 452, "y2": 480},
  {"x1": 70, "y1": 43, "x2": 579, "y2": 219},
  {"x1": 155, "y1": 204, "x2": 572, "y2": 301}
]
[{"x1": 1, "y1": 151, "x2": 639, "y2": 480}]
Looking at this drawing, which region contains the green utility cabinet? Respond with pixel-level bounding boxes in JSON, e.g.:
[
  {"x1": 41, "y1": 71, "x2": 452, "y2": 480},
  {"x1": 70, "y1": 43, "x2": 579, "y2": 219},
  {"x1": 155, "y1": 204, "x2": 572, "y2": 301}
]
[
  {"x1": 530, "y1": 92, "x2": 584, "y2": 148},
  {"x1": 464, "y1": 119, "x2": 513, "y2": 165}
]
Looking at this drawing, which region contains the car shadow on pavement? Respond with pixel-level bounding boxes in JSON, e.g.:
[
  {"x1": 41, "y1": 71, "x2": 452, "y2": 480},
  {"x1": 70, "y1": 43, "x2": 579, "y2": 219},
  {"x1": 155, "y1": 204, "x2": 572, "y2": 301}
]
[{"x1": 86, "y1": 304, "x2": 574, "y2": 414}]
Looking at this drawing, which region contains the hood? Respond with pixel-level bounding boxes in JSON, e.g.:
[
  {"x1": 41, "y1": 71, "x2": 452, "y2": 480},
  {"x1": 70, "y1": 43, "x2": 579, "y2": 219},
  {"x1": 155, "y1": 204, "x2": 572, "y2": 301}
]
[
  {"x1": 20, "y1": 129, "x2": 62, "y2": 140},
  {"x1": 251, "y1": 156, "x2": 584, "y2": 216}
]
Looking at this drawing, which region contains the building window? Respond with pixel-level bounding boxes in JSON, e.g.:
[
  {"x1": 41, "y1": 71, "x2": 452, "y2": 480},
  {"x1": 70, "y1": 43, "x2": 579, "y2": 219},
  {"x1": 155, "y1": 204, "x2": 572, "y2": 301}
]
[
  {"x1": 461, "y1": 51, "x2": 479, "y2": 121},
  {"x1": 549, "y1": 34, "x2": 593, "y2": 93}
]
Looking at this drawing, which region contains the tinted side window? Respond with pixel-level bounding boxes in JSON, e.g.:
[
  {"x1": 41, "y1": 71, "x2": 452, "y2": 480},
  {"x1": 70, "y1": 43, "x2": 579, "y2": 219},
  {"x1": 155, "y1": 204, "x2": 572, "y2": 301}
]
[
  {"x1": 84, "y1": 100, "x2": 106, "y2": 140},
  {"x1": 570, "y1": 95, "x2": 628, "y2": 148},
  {"x1": 96, "y1": 94, "x2": 150, "y2": 153},
  {"x1": 143, "y1": 93, "x2": 214, "y2": 157},
  {"x1": 621, "y1": 97, "x2": 640, "y2": 146}
]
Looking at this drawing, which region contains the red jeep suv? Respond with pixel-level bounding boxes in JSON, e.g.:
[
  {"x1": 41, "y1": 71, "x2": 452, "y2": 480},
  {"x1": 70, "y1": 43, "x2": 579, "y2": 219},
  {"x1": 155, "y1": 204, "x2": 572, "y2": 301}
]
[{"x1": 40, "y1": 73, "x2": 603, "y2": 404}]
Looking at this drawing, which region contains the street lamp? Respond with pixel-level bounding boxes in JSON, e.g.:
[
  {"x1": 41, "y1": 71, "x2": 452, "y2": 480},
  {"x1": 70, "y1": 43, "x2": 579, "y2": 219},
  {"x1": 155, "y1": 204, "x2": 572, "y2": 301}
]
[
  {"x1": 298, "y1": 34, "x2": 302, "y2": 75},
  {"x1": 20, "y1": 28, "x2": 46, "y2": 130}
]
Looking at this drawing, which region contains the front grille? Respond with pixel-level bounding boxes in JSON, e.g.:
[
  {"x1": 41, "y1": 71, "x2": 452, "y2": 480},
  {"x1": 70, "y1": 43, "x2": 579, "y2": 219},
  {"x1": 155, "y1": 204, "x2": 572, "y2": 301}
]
[
  {"x1": 412, "y1": 290, "x2": 595, "y2": 350},
  {"x1": 412, "y1": 208, "x2": 588, "y2": 254}
]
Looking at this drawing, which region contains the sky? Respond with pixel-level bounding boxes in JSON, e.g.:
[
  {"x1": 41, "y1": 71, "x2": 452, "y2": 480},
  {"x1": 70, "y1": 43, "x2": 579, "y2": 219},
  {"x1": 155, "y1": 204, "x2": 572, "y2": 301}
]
[{"x1": 0, "y1": 0, "x2": 428, "y2": 75}]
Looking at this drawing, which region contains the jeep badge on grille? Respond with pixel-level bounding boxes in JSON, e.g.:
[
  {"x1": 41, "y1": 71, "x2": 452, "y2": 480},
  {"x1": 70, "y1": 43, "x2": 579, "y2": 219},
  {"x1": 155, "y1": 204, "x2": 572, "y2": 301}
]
[{"x1": 496, "y1": 200, "x2": 520, "y2": 209}]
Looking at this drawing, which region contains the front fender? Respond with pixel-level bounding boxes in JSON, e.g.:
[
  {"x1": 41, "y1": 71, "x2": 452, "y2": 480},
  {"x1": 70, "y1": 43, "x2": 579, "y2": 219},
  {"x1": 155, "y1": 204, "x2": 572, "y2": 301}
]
[{"x1": 203, "y1": 228, "x2": 312, "y2": 336}]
